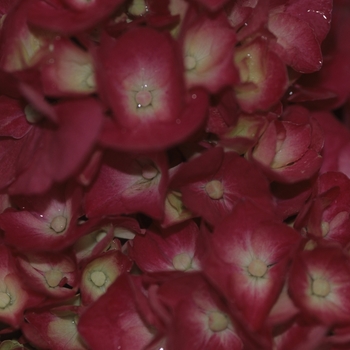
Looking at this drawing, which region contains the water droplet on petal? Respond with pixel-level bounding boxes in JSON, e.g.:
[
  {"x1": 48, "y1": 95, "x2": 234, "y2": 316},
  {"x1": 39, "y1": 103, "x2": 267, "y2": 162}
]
[
  {"x1": 176, "y1": 119, "x2": 181, "y2": 124},
  {"x1": 192, "y1": 94, "x2": 197, "y2": 99}
]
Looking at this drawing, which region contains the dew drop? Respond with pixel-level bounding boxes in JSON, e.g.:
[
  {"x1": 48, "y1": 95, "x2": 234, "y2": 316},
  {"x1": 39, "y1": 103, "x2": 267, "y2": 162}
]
[
  {"x1": 192, "y1": 94, "x2": 197, "y2": 99},
  {"x1": 176, "y1": 119, "x2": 181, "y2": 124}
]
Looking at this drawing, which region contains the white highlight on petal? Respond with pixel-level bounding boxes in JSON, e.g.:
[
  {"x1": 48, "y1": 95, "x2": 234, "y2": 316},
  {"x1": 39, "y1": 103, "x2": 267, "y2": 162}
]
[
  {"x1": 0, "y1": 292, "x2": 11, "y2": 309},
  {"x1": 44, "y1": 269, "x2": 63, "y2": 288},
  {"x1": 172, "y1": 253, "x2": 192, "y2": 271},
  {"x1": 248, "y1": 259, "x2": 268, "y2": 278},
  {"x1": 208, "y1": 311, "x2": 229, "y2": 332},
  {"x1": 90, "y1": 271, "x2": 107, "y2": 287},
  {"x1": 50, "y1": 215, "x2": 67, "y2": 233},
  {"x1": 205, "y1": 180, "x2": 224, "y2": 200},
  {"x1": 312, "y1": 278, "x2": 331, "y2": 297}
]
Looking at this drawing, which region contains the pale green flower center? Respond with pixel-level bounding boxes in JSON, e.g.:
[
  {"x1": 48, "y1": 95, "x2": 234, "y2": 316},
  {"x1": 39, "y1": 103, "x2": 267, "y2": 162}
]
[
  {"x1": 205, "y1": 180, "x2": 224, "y2": 200},
  {"x1": 50, "y1": 215, "x2": 67, "y2": 233},
  {"x1": 90, "y1": 271, "x2": 107, "y2": 287},
  {"x1": 312, "y1": 278, "x2": 331, "y2": 297},
  {"x1": 248, "y1": 259, "x2": 267, "y2": 278},
  {"x1": 172, "y1": 253, "x2": 192, "y2": 271},
  {"x1": 208, "y1": 311, "x2": 229, "y2": 332}
]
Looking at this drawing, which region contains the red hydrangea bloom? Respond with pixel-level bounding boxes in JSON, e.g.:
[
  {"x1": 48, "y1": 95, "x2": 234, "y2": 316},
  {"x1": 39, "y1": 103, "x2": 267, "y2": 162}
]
[
  {"x1": 274, "y1": 319, "x2": 328, "y2": 350},
  {"x1": 40, "y1": 37, "x2": 96, "y2": 97},
  {"x1": 0, "y1": 1, "x2": 53, "y2": 72},
  {"x1": 74, "y1": 216, "x2": 143, "y2": 263},
  {"x1": 250, "y1": 105, "x2": 323, "y2": 183},
  {"x1": 267, "y1": 0, "x2": 332, "y2": 74},
  {"x1": 170, "y1": 147, "x2": 274, "y2": 226},
  {"x1": 202, "y1": 201, "x2": 301, "y2": 331},
  {"x1": 289, "y1": 245, "x2": 350, "y2": 326},
  {"x1": 233, "y1": 37, "x2": 288, "y2": 113},
  {"x1": 0, "y1": 244, "x2": 28, "y2": 328},
  {"x1": 80, "y1": 249, "x2": 133, "y2": 306},
  {"x1": 96, "y1": 26, "x2": 208, "y2": 152},
  {"x1": 179, "y1": 12, "x2": 237, "y2": 93},
  {"x1": 287, "y1": 0, "x2": 347, "y2": 110},
  {"x1": 84, "y1": 150, "x2": 168, "y2": 220},
  {"x1": 0, "y1": 96, "x2": 104, "y2": 195},
  {"x1": 15, "y1": 250, "x2": 79, "y2": 300},
  {"x1": 129, "y1": 220, "x2": 202, "y2": 273},
  {"x1": 153, "y1": 273, "x2": 244, "y2": 350},
  {"x1": 295, "y1": 172, "x2": 350, "y2": 246},
  {"x1": 313, "y1": 110, "x2": 350, "y2": 177},
  {"x1": 0, "y1": 184, "x2": 86, "y2": 252},
  {"x1": 78, "y1": 274, "x2": 157, "y2": 350},
  {"x1": 23, "y1": 302, "x2": 87, "y2": 350}
]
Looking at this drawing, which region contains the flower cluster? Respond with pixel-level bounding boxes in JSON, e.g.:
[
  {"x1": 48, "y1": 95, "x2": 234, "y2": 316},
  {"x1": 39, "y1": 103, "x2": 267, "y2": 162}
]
[{"x1": 0, "y1": 0, "x2": 350, "y2": 349}]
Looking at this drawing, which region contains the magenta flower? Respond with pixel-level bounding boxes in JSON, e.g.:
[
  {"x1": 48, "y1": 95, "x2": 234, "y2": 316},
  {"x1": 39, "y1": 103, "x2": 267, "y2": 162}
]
[
  {"x1": 202, "y1": 201, "x2": 301, "y2": 330},
  {"x1": 78, "y1": 274, "x2": 157, "y2": 350},
  {"x1": 289, "y1": 245, "x2": 350, "y2": 326},
  {"x1": 0, "y1": 0, "x2": 349, "y2": 347},
  {"x1": 250, "y1": 105, "x2": 324, "y2": 183},
  {"x1": 84, "y1": 150, "x2": 169, "y2": 220},
  {"x1": 96, "y1": 26, "x2": 208, "y2": 151},
  {"x1": 170, "y1": 146, "x2": 274, "y2": 226},
  {"x1": 129, "y1": 220, "x2": 201, "y2": 273},
  {"x1": 0, "y1": 184, "x2": 85, "y2": 252}
]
